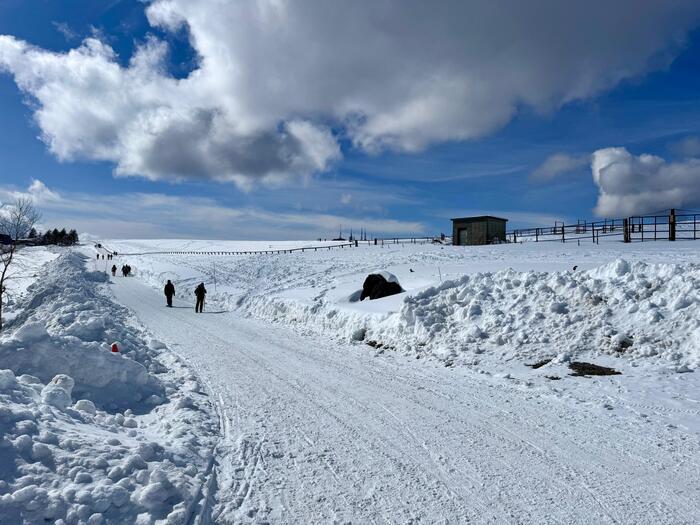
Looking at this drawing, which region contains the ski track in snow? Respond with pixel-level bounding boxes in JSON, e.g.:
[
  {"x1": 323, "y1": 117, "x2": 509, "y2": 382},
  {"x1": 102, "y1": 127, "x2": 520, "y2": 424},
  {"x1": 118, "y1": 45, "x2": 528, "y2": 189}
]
[{"x1": 110, "y1": 273, "x2": 700, "y2": 524}]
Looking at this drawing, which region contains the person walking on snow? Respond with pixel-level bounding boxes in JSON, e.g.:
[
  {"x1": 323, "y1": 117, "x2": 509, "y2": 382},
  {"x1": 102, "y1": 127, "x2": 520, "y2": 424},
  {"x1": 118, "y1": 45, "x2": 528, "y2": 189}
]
[
  {"x1": 194, "y1": 282, "x2": 207, "y2": 313},
  {"x1": 111, "y1": 265, "x2": 117, "y2": 277},
  {"x1": 164, "y1": 280, "x2": 175, "y2": 307}
]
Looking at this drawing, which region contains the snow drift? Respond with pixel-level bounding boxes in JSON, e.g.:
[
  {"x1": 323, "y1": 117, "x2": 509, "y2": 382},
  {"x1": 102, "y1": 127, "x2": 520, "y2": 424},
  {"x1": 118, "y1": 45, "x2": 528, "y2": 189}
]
[
  {"x1": 107, "y1": 240, "x2": 700, "y2": 370},
  {"x1": 0, "y1": 250, "x2": 218, "y2": 524},
  {"x1": 244, "y1": 259, "x2": 699, "y2": 369},
  {"x1": 1, "y1": 252, "x2": 163, "y2": 412}
]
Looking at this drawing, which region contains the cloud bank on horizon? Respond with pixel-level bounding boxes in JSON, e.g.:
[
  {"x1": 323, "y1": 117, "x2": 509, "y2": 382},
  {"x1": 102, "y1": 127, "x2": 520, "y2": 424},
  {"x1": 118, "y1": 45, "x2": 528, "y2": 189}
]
[
  {"x1": 0, "y1": 179, "x2": 425, "y2": 239},
  {"x1": 1, "y1": 0, "x2": 700, "y2": 199}
]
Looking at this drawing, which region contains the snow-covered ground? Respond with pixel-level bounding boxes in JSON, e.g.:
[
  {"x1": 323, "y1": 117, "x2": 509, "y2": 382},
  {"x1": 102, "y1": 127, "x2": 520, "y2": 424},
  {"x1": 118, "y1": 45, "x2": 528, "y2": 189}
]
[
  {"x1": 1, "y1": 246, "x2": 60, "y2": 324},
  {"x1": 2, "y1": 240, "x2": 699, "y2": 523},
  {"x1": 101, "y1": 238, "x2": 700, "y2": 523},
  {"x1": 108, "y1": 239, "x2": 700, "y2": 370},
  {"x1": 0, "y1": 249, "x2": 218, "y2": 524}
]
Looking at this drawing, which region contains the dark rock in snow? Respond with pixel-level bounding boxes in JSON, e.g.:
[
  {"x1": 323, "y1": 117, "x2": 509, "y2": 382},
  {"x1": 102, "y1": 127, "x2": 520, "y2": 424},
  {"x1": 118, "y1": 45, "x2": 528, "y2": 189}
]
[
  {"x1": 360, "y1": 273, "x2": 403, "y2": 301},
  {"x1": 569, "y1": 362, "x2": 622, "y2": 377}
]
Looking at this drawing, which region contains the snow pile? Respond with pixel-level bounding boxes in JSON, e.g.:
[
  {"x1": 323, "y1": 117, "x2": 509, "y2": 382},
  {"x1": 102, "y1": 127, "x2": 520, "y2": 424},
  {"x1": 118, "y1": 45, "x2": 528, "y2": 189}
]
[
  {"x1": 107, "y1": 239, "x2": 700, "y2": 370},
  {"x1": 372, "y1": 259, "x2": 700, "y2": 367},
  {"x1": 0, "y1": 252, "x2": 218, "y2": 523},
  {"x1": 244, "y1": 259, "x2": 699, "y2": 369},
  {"x1": 1, "y1": 246, "x2": 60, "y2": 324},
  {"x1": 1, "y1": 252, "x2": 162, "y2": 412}
]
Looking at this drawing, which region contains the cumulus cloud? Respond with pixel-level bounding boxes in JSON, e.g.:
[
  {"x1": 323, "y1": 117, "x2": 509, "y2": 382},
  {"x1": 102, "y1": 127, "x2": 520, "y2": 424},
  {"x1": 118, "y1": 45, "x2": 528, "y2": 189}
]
[
  {"x1": 1, "y1": 0, "x2": 700, "y2": 188},
  {"x1": 531, "y1": 153, "x2": 590, "y2": 181},
  {"x1": 591, "y1": 147, "x2": 700, "y2": 216},
  {"x1": 0, "y1": 179, "x2": 61, "y2": 206}
]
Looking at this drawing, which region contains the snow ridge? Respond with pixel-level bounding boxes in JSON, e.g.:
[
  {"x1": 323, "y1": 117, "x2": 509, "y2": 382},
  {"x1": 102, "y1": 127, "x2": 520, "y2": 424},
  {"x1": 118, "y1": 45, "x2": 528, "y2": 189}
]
[
  {"x1": 0, "y1": 251, "x2": 218, "y2": 524},
  {"x1": 243, "y1": 259, "x2": 699, "y2": 368}
]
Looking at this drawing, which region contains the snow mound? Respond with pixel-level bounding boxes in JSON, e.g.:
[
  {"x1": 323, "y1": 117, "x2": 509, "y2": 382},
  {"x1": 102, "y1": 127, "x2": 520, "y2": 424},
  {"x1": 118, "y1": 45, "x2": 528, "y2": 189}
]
[
  {"x1": 243, "y1": 259, "x2": 699, "y2": 368},
  {"x1": 1, "y1": 252, "x2": 163, "y2": 412},
  {"x1": 0, "y1": 368, "x2": 216, "y2": 524},
  {"x1": 379, "y1": 259, "x2": 699, "y2": 367},
  {"x1": 0, "y1": 251, "x2": 218, "y2": 523}
]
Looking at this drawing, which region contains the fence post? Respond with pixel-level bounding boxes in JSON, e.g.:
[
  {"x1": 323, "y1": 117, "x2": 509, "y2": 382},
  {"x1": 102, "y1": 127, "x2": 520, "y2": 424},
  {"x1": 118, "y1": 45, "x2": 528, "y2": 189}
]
[
  {"x1": 562, "y1": 225, "x2": 565, "y2": 243},
  {"x1": 669, "y1": 208, "x2": 676, "y2": 241},
  {"x1": 623, "y1": 218, "x2": 630, "y2": 243}
]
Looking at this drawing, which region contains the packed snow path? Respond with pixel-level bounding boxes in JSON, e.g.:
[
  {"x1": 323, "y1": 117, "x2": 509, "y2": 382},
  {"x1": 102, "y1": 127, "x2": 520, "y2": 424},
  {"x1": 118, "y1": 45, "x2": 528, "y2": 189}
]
[{"x1": 110, "y1": 276, "x2": 699, "y2": 524}]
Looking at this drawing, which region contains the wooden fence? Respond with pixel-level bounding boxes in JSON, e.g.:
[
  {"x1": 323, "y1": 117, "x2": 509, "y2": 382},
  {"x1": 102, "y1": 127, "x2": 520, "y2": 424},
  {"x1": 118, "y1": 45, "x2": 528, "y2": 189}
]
[
  {"x1": 99, "y1": 235, "x2": 445, "y2": 257},
  {"x1": 507, "y1": 209, "x2": 700, "y2": 244}
]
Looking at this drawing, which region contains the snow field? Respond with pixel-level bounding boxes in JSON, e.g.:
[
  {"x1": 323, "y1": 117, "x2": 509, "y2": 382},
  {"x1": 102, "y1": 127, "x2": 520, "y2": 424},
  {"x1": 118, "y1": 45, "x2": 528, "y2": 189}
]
[
  {"x1": 0, "y1": 251, "x2": 218, "y2": 524},
  {"x1": 108, "y1": 240, "x2": 700, "y2": 370},
  {"x1": 99, "y1": 240, "x2": 700, "y2": 522}
]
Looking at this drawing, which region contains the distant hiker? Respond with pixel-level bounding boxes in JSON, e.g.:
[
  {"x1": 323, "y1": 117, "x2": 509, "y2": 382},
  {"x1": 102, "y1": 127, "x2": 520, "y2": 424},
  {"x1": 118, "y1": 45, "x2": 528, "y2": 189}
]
[
  {"x1": 194, "y1": 283, "x2": 207, "y2": 313},
  {"x1": 121, "y1": 265, "x2": 127, "y2": 277},
  {"x1": 111, "y1": 265, "x2": 117, "y2": 277},
  {"x1": 96, "y1": 254, "x2": 100, "y2": 260},
  {"x1": 164, "y1": 280, "x2": 175, "y2": 307}
]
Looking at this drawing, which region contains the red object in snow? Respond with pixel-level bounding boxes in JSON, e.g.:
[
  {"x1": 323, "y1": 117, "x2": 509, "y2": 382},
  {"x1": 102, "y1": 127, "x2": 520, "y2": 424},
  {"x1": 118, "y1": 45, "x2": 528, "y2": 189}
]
[{"x1": 111, "y1": 343, "x2": 119, "y2": 353}]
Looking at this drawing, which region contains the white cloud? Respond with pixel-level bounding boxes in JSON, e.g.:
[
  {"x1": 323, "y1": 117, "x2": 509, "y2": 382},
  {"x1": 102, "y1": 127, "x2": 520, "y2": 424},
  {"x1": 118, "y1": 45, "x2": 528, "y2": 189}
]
[
  {"x1": 52, "y1": 22, "x2": 79, "y2": 42},
  {"x1": 1, "y1": 1, "x2": 700, "y2": 188},
  {"x1": 0, "y1": 181, "x2": 424, "y2": 239},
  {"x1": 0, "y1": 179, "x2": 61, "y2": 206},
  {"x1": 670, "y1": 136, "x2": 700, "y2": 158},
  {"x1": 591, "y1": 147, "x2": 700, "y2": 216},
  {"x1": 531, "y1": 153, "x2": 590, "y2": 181}
]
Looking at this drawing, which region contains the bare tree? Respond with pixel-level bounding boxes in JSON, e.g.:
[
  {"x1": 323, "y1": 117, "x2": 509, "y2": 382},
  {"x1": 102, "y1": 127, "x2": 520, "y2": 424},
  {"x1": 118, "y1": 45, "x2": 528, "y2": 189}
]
[{"x1": 0, "y1": 198, "x2": 41, "y2": 331}]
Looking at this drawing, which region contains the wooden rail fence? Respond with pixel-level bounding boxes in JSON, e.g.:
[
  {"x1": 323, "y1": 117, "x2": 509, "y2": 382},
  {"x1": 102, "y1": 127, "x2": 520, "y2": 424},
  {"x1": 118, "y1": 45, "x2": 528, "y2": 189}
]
[{"x1": 507, "y1": 209, "x2": 700, "y2": 244}]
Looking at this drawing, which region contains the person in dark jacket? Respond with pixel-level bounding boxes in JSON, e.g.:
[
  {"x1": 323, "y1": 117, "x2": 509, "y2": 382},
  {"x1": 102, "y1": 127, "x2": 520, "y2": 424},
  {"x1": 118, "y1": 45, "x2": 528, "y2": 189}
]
[
  {"x1": 111, "y1": 265, "x2": 117, "y2": 277},
  {"x1": 164, "y1": 280, "x2": 175, "y2": 307},
  {"x1": 194, "y1": 283, "x2": 207, "y2": 313}
]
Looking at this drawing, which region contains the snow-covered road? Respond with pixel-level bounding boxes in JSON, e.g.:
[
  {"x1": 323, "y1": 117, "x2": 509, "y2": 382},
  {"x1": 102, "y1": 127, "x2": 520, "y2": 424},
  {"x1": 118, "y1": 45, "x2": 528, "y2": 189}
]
[{"x1": 110, "y1": 274, "x2": 699, "y2": 524}]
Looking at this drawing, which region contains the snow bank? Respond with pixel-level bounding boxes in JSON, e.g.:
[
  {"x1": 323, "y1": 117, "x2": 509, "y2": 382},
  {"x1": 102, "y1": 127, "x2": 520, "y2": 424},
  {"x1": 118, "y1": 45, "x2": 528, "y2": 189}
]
[
  {"x1": 1, "y1": 246, "x2": 60, "y2": 323},
  {"x1": 109, "y1": 240, "x2": 700, "y2": 370},
  {"x1": 244, "y1": 259, "x2": 700, "y2": 369},
  {"x1": 0, "y1": 367, "x2": 216, "y2": 524},
  {"x1": 1, "y1": 252, "x2": 162, "y2": 412},
  {"x1": 0, "y1": 251, "x2": 218, "y2": 523}
]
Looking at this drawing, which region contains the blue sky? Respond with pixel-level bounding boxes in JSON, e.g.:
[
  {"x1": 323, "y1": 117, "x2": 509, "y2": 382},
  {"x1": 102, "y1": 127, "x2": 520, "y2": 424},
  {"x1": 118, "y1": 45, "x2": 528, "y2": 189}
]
[{"x1": 1, "y1": 0, "x2": 700, "y2": 239}]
